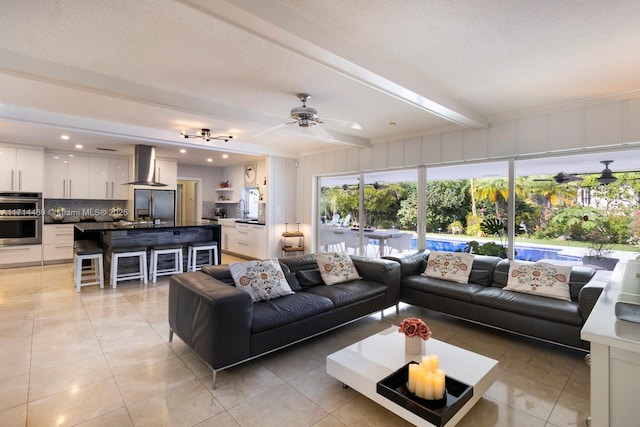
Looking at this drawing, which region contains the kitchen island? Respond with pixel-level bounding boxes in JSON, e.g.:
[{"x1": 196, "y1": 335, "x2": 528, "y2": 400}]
[{"x1": 74, "y1": 221, "x2": 221, "y2": 283}]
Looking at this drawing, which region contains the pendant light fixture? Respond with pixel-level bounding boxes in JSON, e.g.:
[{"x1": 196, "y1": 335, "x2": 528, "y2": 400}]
[{"x1": 180, "y1": 129, "x2": 234, "y2": 142}]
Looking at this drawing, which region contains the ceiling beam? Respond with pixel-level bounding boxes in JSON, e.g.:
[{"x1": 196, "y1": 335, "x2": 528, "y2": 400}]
[{"x1": 181, "y1": 0, "x2": 489, "y2": 130}]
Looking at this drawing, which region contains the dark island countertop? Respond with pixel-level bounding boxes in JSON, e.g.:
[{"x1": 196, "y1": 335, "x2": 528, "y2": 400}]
[{"x1": 74, "y1": 220, "x2": 220, "y2": 232}]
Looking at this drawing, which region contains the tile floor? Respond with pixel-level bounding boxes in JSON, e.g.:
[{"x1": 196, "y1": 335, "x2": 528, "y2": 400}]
[{"x1": 0, "y1": 255, "x2": 591, "y2": 426}]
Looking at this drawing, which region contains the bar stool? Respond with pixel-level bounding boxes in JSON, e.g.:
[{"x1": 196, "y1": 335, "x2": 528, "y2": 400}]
[
  {"x1": 73, "y1": 240, "x2": 104, "y2": 292},
  {"x1": 149, "y1": 244, "x2": 183, "y2": 283},
  {"x1": 110, "y1": 246, "x2": 148, "y2": 288},
  {"x1": 187, "y1": 241, "x2": 219, "y2": 272}
]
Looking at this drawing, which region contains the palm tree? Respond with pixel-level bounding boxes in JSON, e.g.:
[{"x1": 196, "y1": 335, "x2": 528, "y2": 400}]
[
  {"x1": 474, "y1": 178, "x2": 509, "y2": 219},
  {"x1": 526, "y1": 178, "x2": 577, "y2": 227}
]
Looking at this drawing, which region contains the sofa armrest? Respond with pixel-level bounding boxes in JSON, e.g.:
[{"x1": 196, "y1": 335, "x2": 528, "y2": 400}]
[
  {"x1": 383, "y1": 250, "x2": 428, "y2": 277},
  {"x1": 578, "y1": 270, "x2": 610, "y2": 322},
  {"x1": 351, "y1": 255, "x2": 401, "y2": 306},
  {"x1": 169, "y1": 272, "x2": 253, "y2": 370}
]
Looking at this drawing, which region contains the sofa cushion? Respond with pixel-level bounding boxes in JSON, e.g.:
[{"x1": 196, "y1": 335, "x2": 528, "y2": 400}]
[
  {"x1": 402, "y1": 275, "x2": 488, "y2": 302},
  {"x1": 504, "y1": 261, "x2": 571, "y2": 301},
  {"x1": 230, "y1": 259, "x2": 295, "y2": 302},
  {"x1": 303, "y1": 279, "x2": 387, "y2": 308},
  {"x1": 423, "y1": 251, "x2": 474, "y2": 284},
  {"x1": 315, "y1": 252, "x2": 362, "y2": 285},
  {"x1": 297, "y1": 268, "x2": 324, "y2": 288},
  {"x1": 472, "y1": 287, "x2": 582, "y2": 326},
  {"x1": 251, "y1": 293, "x2": 334, "y2": 332}
]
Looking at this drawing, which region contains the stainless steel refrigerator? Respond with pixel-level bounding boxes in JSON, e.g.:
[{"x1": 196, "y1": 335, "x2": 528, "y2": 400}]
[{"x1": 134, "y1": 189, "x2": 176, "y2": 221}]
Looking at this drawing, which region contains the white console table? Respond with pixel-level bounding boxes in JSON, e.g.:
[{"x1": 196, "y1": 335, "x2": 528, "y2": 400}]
[{"x1": 581, "y1": 262, "x2": 640, "y2": 427}]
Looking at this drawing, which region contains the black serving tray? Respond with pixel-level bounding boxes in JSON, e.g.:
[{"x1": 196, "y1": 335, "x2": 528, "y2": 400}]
[{"x1": 376, "y1": 362, "x2": 473, "y2": 426}]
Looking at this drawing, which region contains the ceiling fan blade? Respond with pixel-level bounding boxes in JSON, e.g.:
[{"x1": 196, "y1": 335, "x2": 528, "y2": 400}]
[
  {"x1": 308, "y1": 124, "x2": 335, "y2": 141},
  {"x1": 321, "y1": 117, "x2": 362, "y2": 130},
  {"x1": 253, "y1": 120, "x2": 298, "y2": 138}
]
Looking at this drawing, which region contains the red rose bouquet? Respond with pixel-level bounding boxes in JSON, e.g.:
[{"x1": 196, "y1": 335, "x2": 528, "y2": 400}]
[{"x1": 398, "y1": 317, "x2": 431, "y2": 340}]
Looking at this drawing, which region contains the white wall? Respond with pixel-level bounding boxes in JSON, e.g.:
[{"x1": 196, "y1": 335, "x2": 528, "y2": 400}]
[
  {"x1": 297, "y1": 96, "x2": 640, "y2": 248},
  {"x1": 177, "y1": 163, "x2": 224, "y2": 202}
]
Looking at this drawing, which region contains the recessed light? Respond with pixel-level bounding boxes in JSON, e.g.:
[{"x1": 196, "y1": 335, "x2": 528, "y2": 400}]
[
  {"x1": 179, "y1": 149, "x2": 186, "y2": 154},
  {"x1": 389, "y1": 122, "x2": 397, "y2": 126},
  {"x1": 207, "y1": 158, "x2": 213, "y2": 162},
  {"x1": 61, "y1": 135, "x2": 70, "y2": 140},
  {"x1": 75, "y1": 144, "x2": 83, "y2": 149},
  {"x1": 222, "y1": 154, "x2": 229, "y2": 159}
]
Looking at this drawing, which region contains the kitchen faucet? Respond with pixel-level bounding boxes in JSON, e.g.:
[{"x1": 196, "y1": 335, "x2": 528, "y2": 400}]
[{"x1": 239, "y1": 198, "x2": 247, "y2": 219}]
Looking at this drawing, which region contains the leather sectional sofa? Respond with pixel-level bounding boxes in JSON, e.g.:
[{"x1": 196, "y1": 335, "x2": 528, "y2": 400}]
[
  {"x1": 384, "y1": 250, "x2": 605, "y2": 349},
  {"x1": 168, "y1": 254, "x2": 400, "y2": 387},
  {"x1": 168, "y1": 250, "x2": 606, "y2": 388}
]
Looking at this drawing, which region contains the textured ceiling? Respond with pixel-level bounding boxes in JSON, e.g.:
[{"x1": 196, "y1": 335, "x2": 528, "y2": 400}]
[{"x1": 0, "y1": 0, "x2": 639, "y2": 166}]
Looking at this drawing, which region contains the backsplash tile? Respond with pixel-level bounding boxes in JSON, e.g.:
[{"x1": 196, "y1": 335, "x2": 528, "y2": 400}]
[{"x1": 44, "y1": 199, "x2": 128, "y2": 223}]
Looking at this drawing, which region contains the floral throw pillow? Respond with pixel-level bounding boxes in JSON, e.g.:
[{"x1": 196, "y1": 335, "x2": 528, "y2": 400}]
[
  {"x1": 504, "y1": 261, "x2": 571, "y2": 301},
  {"x1": 314, "y1": 252, "x2": 362, "y2": 286},
  {"x1": 422, "y1": 251, "x2": 474, "y2": 284},
  {"x1": 229, "y1": 259, "x2": 294, "y2": 302}
]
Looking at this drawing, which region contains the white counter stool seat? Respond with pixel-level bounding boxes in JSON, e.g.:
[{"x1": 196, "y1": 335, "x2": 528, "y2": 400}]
[
  {"x1": 110, "y1": 246, "x2": 148, "y2": 288},
  {"x1": 73, "y1": 240, "x2": 104, "y2": 292},
  {"x1": 187, "y1": 241, "x2": 219, "y2": 272},
  {"x1": 149, "y1": 244, "x2": 183, "y2": 283}
]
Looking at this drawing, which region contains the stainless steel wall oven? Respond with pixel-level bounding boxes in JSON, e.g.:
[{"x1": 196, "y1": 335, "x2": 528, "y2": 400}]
[{"x1": 0, "y1": 192, "x2": 43, "y2": 245}]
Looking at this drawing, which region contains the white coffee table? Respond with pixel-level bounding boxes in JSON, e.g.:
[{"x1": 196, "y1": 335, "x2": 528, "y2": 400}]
[{"x1": 326, "y1": 326, "x2": 498, "y2": 426}]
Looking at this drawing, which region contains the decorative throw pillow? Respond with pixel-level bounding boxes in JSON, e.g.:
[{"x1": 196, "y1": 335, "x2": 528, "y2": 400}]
[
  {"x1": 504, "y1": 261, "x2": 571, "y2": 301},
  {"x1": 422, "y1": 251, "x2": 474, "y2": 284},
  {"x1": 229, "y1": 259, "x2": 294, "y2": 302},
  {"x1": 314, "y1": 252, "x2": 362, "y2": 286}
]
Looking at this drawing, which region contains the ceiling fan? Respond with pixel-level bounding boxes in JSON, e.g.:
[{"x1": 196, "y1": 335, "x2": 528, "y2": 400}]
[
  {"x1": 254, "y1": 93, "x2": 362, "y2": 140},
  {"x1": 533, "y1": 172, "x2": 584, "y2": 184}
]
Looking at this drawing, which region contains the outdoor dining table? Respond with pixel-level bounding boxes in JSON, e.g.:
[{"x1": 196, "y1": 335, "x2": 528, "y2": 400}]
[{"x1": 332, "y1": 228, "x2": 404, "y2": 256}]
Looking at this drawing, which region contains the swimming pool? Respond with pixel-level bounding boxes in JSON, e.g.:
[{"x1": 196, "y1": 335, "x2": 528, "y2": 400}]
[{"x1": 421, "y1": 238, "x2": 581, "y2": 262}]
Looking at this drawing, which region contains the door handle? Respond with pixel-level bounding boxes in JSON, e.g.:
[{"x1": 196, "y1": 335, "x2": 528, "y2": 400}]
[
  {"x1": 11, "y1": 170, "x2": 15, "y2": 191},
  {"x1": 63, "y1": 179, "x2": 66, "y2": 197},
  {"x1": 18, "y1": 170, "x2": 22, "y2": 190}
]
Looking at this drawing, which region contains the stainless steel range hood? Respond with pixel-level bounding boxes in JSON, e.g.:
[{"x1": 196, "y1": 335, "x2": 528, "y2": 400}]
[{"x1": 126, "y1": 145, "x2": 167, "y2": 186}]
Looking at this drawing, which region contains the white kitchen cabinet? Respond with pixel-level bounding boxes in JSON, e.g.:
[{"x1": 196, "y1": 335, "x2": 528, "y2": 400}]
[
  {"x1": 234, "y1": 223, "x2": 267, "y2": 259},
  {"x1": 0, "y1": 146, "x2": 43, "y2": 192},
  {"x1": 43, "y1": 223, "x2": 74, "y2": 263},
  {"x1": 89, "y1": 156, "x2": 129, "y2": 199},
  {"x1": 235, "y1": 223, "x2": 251, "y2": 256},
  {"x1": 0, "y1": 245, "x2": 42, "y2": 267},
  {"x1": 155, "y1": 159, "x2": 177, "y2": 190},
  {"x1": 221, "y1": 224, "x2": 234, "y2": 251},
  {"x1": 134, "y1": 158, "x2": 177, "y2": 190},
  {"x1": 44, "y1": 152, "x2": 90, "y2": 199}
]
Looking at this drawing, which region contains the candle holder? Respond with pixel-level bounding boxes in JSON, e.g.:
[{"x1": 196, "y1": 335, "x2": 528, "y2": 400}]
[
  {"x1": 405, "y1": 384, "x2": 448, "y2": 409},
  {"x1": 377, "y1": 362, "x2": 473, "y2": 427}
]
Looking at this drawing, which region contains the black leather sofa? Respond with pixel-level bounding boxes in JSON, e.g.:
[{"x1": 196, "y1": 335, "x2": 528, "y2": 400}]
[
  {"x1": 168, "y1": 254, "x2": 400, "y2": 387},
  {"x1": 384, "y1": 250, "x2": 605, "y2": 349}
]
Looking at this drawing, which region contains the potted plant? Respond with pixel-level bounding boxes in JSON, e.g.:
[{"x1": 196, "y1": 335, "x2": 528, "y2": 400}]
[{"x1": 465, "y1": 217, "x2": 510, "y2": 258}]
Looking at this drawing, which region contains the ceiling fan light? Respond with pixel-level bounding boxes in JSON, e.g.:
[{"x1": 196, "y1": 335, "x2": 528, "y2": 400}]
[{"x1": 597, "y1": 173, "x2": 617, "y2": 185}]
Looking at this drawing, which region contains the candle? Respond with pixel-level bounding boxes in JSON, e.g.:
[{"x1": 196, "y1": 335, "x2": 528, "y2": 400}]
[
  {"x1": 415, "y1": 369, "x2": 426, "y2": 398},
  {"x1": 408, "y1": 363, "x2": 419, "y2": 394},
  {"x1": 421, "y1": 354, "x2": 439, "y2": 373},
  {"x1": 429, "y1": 354, "x2": 439, "y2": 373},
  {"x1": 423, "y1": 370, "x2": 435, "y2": 399},
  {"x1": 433, "y1": 369, "x2": 446, "y2": 399}
]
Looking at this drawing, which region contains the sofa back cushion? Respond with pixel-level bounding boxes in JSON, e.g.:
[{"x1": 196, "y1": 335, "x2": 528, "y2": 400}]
[{"x1": 467, "y1": 255, "x2": 502, "y2": 286}]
